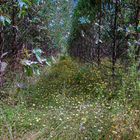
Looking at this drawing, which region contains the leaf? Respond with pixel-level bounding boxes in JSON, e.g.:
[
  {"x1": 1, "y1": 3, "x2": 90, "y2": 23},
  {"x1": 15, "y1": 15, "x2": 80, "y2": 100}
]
[
  {"x1": 0, "y1": 15, "x2": 11, "y2": 26},
  {"x1": 18, "y1": 9, "x2": 27, "y2": 18},
  {"x1": 22, "y1": 0, "x2": 32, "y2": 5},
  {"x1": 36, "y1": 55, "x2": 43, "y2": 64},
  {"x1": 24, "y1": 66, "x2": 33, "y2": 76},
  {"x1": 51, "y1": 56, "x2": 56, "y2": 63},
  {"x1": 33, "y1": 48, "x2": 43, "y2": 56},
  {"x1": 45, "y1": 61, "x2": 51, "y2": 66},
  {"x1": 33, "y1": 48, "x2": 43, "y2": 64},
  {"x1": 33, "y1": 65, "x2": 40, "y2": 75},
  {"x1": 18, "y1": 0, "x2": 28, "y2": 9},
  {"x1": 21, "y1": 59, "x2": 38, "y2": 66},
  {"x1": 79, "y1": 16, "x2": 90, "y2": 24},
  {"x1": 33, "y1": 0, "x2": 41, "y2": 5}
]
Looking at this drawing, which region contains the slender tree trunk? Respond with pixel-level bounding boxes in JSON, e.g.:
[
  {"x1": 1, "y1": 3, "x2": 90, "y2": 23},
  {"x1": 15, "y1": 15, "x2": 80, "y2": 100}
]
[
  {"x1": 97, "y1": 0, "x2": 102, "y2": 66},
  {"x1": 0, "y1": 26, "x2": 4, "y2": 57},
  {"x1": 11, "y1": 0, "x2": 17, "y2": 55},
  {"x1": 112, "y1": 1, "x2": 118, "y2": 77},
  {"x1": 135, "y1": 0, "x2": 140, "y2": 60}
]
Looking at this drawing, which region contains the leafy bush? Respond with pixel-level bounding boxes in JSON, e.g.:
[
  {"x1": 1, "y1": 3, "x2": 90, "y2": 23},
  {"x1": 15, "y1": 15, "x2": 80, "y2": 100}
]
[
  {"x1": 24, "y1": 58, "x2": 107, "y2": 106},
  {"x1": 24, "y1": 57, "x2": 139, "y2": 107}
]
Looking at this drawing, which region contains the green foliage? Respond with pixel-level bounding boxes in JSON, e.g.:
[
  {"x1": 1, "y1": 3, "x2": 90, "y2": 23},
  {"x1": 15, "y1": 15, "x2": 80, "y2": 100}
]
[
  {"x1": 0, "y1": 57, "x2": 139, "y2": 139},
  {"x1": 23, "y1": 57, "x2": 139, "y2": 107},
  {"x1": 0, "y1": 91, "x2": 139, "y2": 139},
  {"x1": 0, "y1": 0, "x2": 73, "y2": 78},
  {"x1": 0, "y1": 0, "x2": 140, "y2": 139},
  {"x1": 25, "y1": 58, "x2": 106, "y2": 106},
  {"x1": 0, "y1": 0, "x2": 33, "y2": 27},
  {"x1": 0, "y1": 15, "x2": 11, "y2": 26}
]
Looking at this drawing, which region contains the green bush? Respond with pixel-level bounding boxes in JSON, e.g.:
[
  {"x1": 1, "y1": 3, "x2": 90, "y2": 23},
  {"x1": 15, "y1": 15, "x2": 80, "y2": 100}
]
[
  {"x1": 24, "y1": 58, "x2": 108, "y2": 106},
  {"x1": 24, "y1": 57, "x2": 139, "y2": 108}
]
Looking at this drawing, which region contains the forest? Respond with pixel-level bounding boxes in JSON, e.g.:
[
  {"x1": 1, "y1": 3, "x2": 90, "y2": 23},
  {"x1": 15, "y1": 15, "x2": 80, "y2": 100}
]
[{"x1": 0, "y1": 0, "x2": 140, "y2": 139}]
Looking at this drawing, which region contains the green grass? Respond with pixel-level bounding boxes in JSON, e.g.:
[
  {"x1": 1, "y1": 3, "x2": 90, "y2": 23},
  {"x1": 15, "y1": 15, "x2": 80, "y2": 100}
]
[
  {"x1": 0, "y1": 97, "x2": 139, "y2": 140},
  {"x1": 0, "y1": 58, "x2": 139, "y2": 140}
]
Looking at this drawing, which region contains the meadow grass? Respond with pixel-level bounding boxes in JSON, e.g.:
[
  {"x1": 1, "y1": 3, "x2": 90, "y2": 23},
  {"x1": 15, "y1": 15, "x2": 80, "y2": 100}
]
[{"x1": 0, "y1": 58, "x2": 139, "y2": 140}]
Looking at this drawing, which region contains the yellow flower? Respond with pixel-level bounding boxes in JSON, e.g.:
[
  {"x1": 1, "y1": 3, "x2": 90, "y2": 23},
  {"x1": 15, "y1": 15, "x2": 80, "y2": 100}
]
[{"x1": 81, "y1": 117, "x2": 87, "y2": 123}]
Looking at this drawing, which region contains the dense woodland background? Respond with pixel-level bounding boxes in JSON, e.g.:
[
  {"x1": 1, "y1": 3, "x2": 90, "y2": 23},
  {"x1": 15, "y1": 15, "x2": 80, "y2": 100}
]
[{"x1": 0, "y1": 0, "x2": 140, "y2": 139}]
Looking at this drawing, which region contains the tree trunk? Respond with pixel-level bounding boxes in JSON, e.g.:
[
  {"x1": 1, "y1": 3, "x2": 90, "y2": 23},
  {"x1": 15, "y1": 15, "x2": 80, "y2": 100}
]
[
  {"x1": 112, "y1": 2, "x2": 118, "y2": 77},
  {"x1": 11, "y1": 0, "x2": 17, "y2": 55},
  {"x1": 97, "y1": 0, "x2": 102, "y2": 66}
]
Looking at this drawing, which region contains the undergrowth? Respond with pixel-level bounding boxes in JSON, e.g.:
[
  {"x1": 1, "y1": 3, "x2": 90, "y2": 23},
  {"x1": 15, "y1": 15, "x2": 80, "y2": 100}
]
[{"x1": 0, "y1": 57, "x2": 139, "y2": 140}]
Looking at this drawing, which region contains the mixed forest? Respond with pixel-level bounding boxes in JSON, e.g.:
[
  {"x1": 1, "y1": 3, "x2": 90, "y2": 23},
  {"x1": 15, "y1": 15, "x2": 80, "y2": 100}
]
[{"x1": 0, "y1": 0, "x2": 140, "y2": 139}]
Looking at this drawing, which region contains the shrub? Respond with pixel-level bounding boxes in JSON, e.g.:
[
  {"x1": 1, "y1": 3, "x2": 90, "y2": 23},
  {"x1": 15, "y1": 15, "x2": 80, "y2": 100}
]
[
  {"x1": 23, "y1": 57, "x2": 139, "y2": 107},
  {"x1": 24, "y1": 58, "x2": 108, "y2": 107}
]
